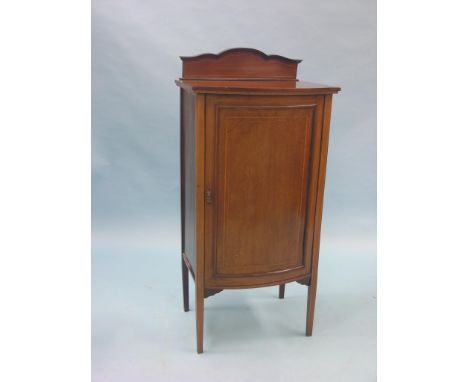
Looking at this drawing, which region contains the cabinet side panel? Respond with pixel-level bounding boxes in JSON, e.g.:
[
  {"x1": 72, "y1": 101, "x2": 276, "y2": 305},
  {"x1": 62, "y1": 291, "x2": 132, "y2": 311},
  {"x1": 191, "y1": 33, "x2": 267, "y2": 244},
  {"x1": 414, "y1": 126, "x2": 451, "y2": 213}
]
[
  {"x1": 182, "y1": 89, "x2": 196, "y2": 270},
  {"x1": 311, "y1": 95, "x2": 334, "y2": 282}
]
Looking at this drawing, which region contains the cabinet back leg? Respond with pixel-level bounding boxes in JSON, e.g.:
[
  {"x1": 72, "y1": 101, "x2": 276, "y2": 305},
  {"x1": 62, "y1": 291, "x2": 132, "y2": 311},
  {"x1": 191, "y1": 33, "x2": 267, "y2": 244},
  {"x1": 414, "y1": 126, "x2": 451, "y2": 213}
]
[
  {"x1": 182, "y1": 256, "x2": 189, "y2": 312},
  {"x1": 279, "y1": 284, "x2": 285, "y2": 299}
]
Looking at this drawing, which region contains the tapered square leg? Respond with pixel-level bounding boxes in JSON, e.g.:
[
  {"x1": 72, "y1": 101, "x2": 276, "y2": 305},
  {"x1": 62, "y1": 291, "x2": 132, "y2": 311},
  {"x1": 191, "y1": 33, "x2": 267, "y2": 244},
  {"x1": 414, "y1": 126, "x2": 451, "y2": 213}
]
[
  {"x1": 195, "y1": 283, "x2": 204, "y2": 353},
  {"x1": 306, "y1": 279, "x2": 318, "y2": 336},
  {"x1": 181, "y1": 256, "x2": 189, "y2": 312},
  {"x1": 279, "y1": 284, "x2": 285, "y2": 299}
]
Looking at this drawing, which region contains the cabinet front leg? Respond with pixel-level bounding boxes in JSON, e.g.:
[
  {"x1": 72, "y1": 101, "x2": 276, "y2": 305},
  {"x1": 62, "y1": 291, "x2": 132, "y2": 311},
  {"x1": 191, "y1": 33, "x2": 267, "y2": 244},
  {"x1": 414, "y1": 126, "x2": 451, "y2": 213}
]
[
  {"x1": 195, "y1": 282, "x2": 204, "y2": 353},
  {"x1": 306, "y1": 276, "x2": 318, "y2": 336},
  {"x1": 182, "y1": 255, "x2": 189, "y2": 312}
]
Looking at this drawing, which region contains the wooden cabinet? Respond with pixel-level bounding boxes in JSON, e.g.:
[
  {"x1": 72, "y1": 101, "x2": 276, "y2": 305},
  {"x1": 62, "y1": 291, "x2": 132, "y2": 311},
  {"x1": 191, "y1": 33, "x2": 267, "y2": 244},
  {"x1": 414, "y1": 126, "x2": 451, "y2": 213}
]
[{"x1": 176, "y1": 48, "x2": 340, "y2": 353}]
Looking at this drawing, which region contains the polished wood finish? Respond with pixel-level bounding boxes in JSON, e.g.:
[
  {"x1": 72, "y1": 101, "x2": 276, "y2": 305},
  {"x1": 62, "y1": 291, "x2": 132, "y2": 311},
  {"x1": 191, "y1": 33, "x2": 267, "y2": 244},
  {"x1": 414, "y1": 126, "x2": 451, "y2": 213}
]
[
  {"x1": 180, "y1": 87, "x2": 189, "y2": 313},
  {"x1": 306, "y1": 93, "x2": 334, "y2": 336},
  {"x1": 180, "y1": 47, "x2": 301, "y2": 80},
  {"x1": 180, "y1": 90, "x2": 196, "y2": 270},
  {"x1": 204, "y1": 95, "x2": 323, "y2": 289},
  {"x1": 175, "y1": 79, "x2": 340, "y2": 95},
  {"x1": 176, "y1": 48, "x2": 340, "y2": 353},
  {"x1": 194, "y1": 95, "x2": 206, "y2": 354}
]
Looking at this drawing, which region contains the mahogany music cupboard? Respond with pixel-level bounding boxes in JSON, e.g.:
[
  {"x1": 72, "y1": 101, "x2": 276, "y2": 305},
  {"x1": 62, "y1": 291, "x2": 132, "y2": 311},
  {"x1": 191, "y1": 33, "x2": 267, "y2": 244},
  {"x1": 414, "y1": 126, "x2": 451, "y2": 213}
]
[{"x1": 176, "y1": 48, "x2": 340, "y2": 353}]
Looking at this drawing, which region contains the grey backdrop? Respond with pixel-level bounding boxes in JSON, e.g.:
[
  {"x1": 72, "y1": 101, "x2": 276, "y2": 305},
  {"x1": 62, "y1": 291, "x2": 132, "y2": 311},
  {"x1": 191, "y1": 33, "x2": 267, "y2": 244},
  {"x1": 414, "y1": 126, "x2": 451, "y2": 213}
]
[{"x1": 92, "y1": 0, "x2": 376, "y2": 380}]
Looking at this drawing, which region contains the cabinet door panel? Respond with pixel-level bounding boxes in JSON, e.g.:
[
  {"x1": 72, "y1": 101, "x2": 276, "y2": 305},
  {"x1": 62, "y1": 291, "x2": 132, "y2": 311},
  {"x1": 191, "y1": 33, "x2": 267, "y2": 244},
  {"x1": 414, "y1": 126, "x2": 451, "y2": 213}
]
[{"x1": 205, "y1": 95, "x2": 324, "y2": 288}]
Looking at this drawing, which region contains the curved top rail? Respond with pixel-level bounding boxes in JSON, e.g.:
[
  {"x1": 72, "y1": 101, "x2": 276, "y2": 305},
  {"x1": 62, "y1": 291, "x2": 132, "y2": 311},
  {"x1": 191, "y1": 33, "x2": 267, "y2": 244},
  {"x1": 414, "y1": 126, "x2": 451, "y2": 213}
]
[{"x1": 180, "y1": 48, "x2": 302, "y2": 80}]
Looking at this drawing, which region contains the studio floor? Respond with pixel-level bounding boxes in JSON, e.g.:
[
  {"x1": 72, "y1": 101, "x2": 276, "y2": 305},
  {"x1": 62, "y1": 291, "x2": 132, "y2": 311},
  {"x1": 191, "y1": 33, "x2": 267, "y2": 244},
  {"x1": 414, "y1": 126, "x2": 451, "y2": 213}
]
[{"x1": 92, "y1": 238, "x2": 376, "y2": 382}]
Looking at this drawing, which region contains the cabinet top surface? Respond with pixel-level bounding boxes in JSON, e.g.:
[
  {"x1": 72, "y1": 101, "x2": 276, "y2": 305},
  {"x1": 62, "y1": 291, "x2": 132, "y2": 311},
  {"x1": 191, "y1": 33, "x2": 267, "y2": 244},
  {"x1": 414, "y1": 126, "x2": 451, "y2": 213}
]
[
  {"x1": 175, "y1": 79, "x2": 340, "y2": 95},
  {"x1": 176, "y1": 48, "x2": 340, "y2": 95}
]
